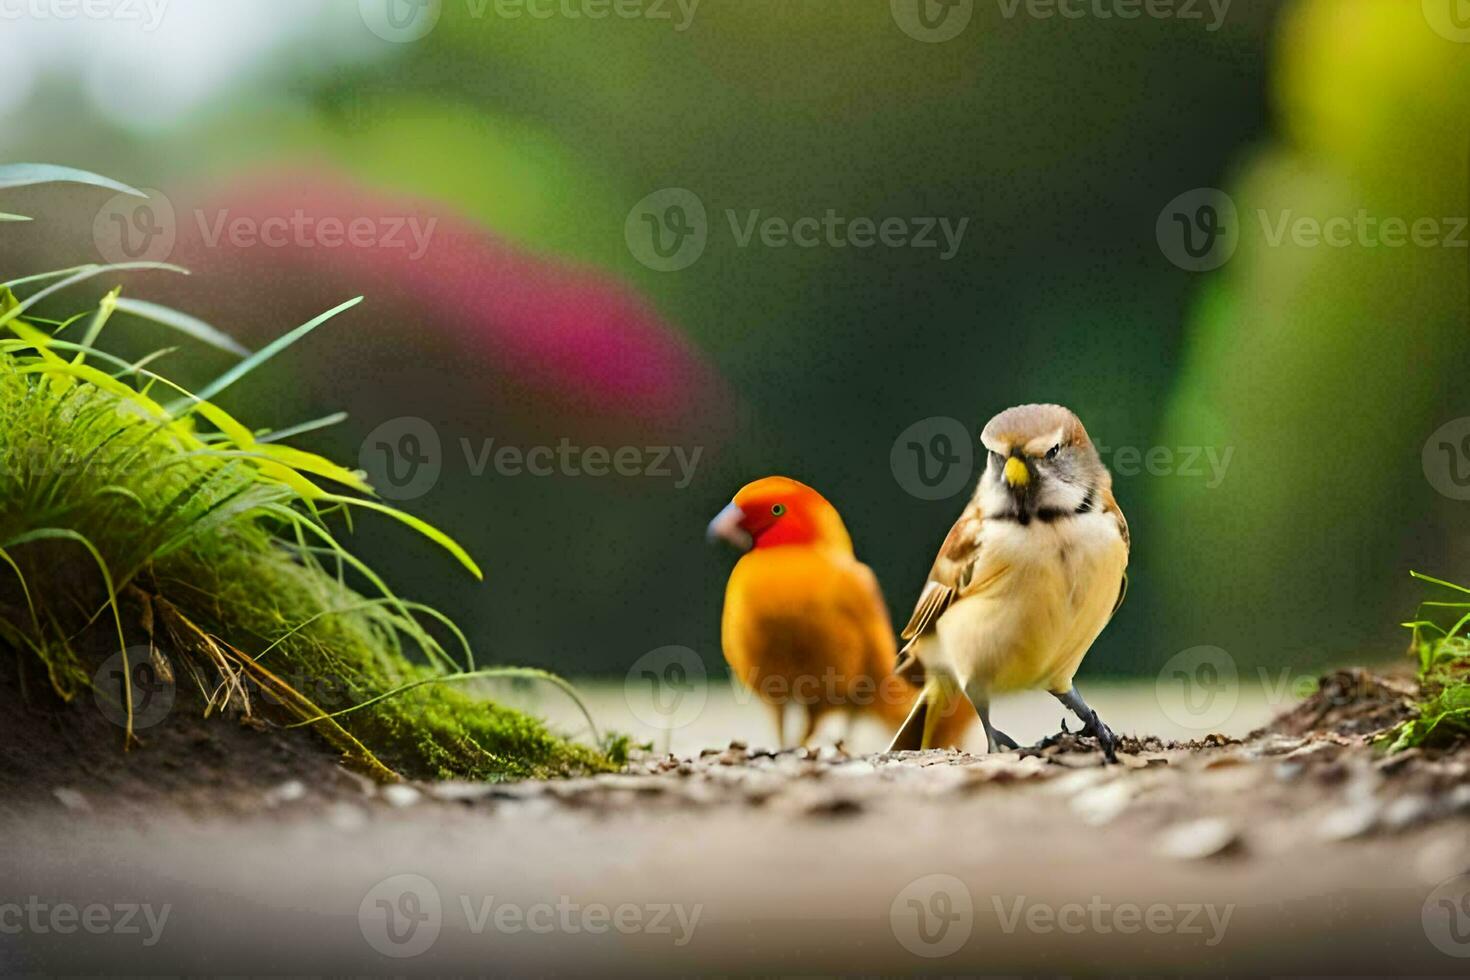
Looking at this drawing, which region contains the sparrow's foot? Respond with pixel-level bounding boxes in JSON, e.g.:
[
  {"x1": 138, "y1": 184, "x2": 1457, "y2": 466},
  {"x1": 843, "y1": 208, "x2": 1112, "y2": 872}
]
[
  {"x1": 1052, "y1": 687, "x2": 1119, "y2": 764},
  {"x1": 990, "y1": 728, "x2": 1020, "y2": 751}
]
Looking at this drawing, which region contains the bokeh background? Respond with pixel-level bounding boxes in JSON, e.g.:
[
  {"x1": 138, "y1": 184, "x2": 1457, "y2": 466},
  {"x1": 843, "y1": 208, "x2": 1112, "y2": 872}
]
[{"x1": 1, "y1": 0, "x2": 1466, "y2": 694}]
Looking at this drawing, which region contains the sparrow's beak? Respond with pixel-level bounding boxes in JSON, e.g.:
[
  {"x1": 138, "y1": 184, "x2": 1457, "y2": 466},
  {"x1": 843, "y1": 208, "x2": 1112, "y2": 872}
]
[
  {"x1": 706, "y1": 502, "x2": 753, "y2": 552},
  {"x1": 1003, "y1": 455, "x2": 1031, "y2": 490}
]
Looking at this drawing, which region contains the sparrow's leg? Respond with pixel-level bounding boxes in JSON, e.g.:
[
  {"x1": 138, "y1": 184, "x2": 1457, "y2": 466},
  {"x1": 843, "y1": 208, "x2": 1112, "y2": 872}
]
[
  {"x1": 1052, "y1": 686, "x2": 1118, "y2": 762},
  {"x1": 961, "y1": 678, "x2": 1017, "y2": 754}
]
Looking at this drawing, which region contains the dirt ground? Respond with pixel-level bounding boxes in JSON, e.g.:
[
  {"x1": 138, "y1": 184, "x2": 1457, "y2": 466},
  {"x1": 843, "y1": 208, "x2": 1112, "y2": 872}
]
[{"x1": 3, "y1": 667, "x2": 1470, "y2": 975}]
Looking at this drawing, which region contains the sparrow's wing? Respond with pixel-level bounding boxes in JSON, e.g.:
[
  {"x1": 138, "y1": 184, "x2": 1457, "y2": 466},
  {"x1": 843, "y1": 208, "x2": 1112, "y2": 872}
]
[
  {"x1": 1103, "y1": 488, "x2": 1130, "y2": 619},
  {"x1": 894, "y1": 503, "x2": 998, "y2": 679}
]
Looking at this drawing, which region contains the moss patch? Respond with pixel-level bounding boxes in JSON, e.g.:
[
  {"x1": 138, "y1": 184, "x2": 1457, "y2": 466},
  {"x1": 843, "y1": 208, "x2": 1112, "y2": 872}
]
[{"x1": 0, "y1": 283, "x2": 612, "y2": 781}]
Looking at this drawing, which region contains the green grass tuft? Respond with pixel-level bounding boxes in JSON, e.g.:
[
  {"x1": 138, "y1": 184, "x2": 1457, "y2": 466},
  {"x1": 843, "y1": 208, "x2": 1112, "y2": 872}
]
[
  {"x1": 0, "y1": 277, "x2": 612, "y2": 782},
  {"x1": 1379, "y1": 571, "x2": 1470, "y2": 752}
]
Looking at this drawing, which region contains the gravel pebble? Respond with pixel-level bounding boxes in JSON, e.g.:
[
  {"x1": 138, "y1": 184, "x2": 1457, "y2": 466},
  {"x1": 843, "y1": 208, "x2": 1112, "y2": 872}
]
[{"x1": 1157, "y1": 817, "x2": 1240, "y2": 860}]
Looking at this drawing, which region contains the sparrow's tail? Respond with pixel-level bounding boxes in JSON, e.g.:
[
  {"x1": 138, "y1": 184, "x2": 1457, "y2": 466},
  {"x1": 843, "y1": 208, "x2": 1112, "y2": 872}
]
[{"x1": 883, "y1": 672, "x2": 974, "y2": 752}]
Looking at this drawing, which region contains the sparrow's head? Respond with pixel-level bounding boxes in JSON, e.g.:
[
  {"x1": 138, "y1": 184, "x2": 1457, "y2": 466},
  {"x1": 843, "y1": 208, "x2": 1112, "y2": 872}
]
[
  {"x1": 706, "y1": 476, "x2": 853, "y2": 554},
  {"x1": 977, "y1": 403, "x2": 1110, "y2": 523}
]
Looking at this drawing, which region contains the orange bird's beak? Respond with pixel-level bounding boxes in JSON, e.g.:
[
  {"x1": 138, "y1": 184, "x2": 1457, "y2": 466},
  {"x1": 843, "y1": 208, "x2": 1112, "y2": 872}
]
[{"x1": 706, "y1": 502, "x2": 752, "y2": 552}]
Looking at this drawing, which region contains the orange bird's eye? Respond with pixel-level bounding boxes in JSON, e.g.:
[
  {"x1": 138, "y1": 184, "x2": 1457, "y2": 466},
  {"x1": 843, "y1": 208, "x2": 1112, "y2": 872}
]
[{"x1": 771, "y1": 503, "x2": 786, "y2": 516}]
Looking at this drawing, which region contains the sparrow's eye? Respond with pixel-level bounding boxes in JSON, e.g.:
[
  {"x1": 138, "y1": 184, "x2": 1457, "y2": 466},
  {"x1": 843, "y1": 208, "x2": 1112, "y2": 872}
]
[
  {"x1": 1046, "y1": 444, "x2": 1061, "y2": 460},
  {"x1": 771, "y1": 503, "x2": 786, "y2": 517}
]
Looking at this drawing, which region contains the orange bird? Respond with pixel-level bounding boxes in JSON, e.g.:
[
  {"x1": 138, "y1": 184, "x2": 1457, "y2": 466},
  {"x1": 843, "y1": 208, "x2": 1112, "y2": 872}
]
[{"x1": 707, "y1": 476, "x2": 974, "y2": 748}]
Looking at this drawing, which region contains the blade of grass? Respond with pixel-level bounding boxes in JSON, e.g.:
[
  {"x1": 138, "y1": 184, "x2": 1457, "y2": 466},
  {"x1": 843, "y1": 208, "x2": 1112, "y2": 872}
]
[
  {"x1": 0, "y1": 262, "x2": 190, "y2": 331},
  {"x1": 112, "y1": 297, "x2": 250, "y2": 358},
  {"x1": 320, "y1": 493, "x2": 483, "y2": 580},
  {"x1": 0, "y1": 164, "x2": 144, "y2": 196},
  {"x1": 286, "y1": 666, "x2": 601, "y2": 744},
  {"x1": 167, "y1": 296, "x2": 362, "y2": 414}
]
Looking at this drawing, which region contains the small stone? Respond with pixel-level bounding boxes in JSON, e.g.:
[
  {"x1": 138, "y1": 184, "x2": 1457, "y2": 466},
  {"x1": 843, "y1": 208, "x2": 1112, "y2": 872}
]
[
  {"x1": 1275, "y1": 762, "x2": 1305, "y2": 782},
  {"x1": 1318, "y1": 799, "x2": 1379, "y2": 841},
  {"x1": 1382, "y1": 794, "x2": 1432, "y2": 831},
  {"x1": 430, "y1": 781, "x2": 496, "y2": 803},
  {"x1": 1157, "y1": 818, "x2": 1240, "y2": 860},
  {"x1": 381, "y1": 784, "x2": 422, "y2": 808},
  {"x1": 1070, "y1": 779, "x2": 1133, "y2": 826},
  {"x1": 53, "y1": 787, "x2": 89, "y2": 812},
  {"x1": 326, "y1": 802, "x2": 369, "y2": 832},
  {"x1": 264, "y1": 780, "x2": 307, "y2": 806}
]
